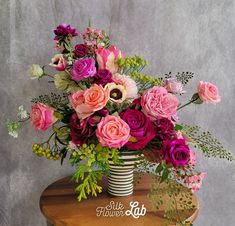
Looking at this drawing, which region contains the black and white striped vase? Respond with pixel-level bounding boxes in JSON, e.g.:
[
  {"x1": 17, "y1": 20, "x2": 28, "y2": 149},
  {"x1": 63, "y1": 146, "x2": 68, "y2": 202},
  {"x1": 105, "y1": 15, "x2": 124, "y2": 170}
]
[{"x1": 108, "y1": 150, "x2": 142, "y2": 196}]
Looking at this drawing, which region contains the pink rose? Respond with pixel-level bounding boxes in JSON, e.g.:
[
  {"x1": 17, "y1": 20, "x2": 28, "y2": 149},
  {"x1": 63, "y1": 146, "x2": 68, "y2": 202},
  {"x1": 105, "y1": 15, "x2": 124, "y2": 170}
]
[
  {"x1": 69, "y1": 84, "x2": 109, "y2": 119},
  {"x1": 197, "y1": 81, "x2": 221, "y2": 104},
  {"x1": 49, "y1": 54, "x2": 67, "y2": 71},
  {"x1": 96, "y1": 45, "x2": 123, "y2": 74},
  {"x1": 30, "y1": 103, "x2": 57, "y2": 131},
  {"x1": 96, "y1": 115, "x2": 130, "y2": 148},
  {"x1": 184, "y1": 172, "x2": 206, "y2": 192},
  {"x1": 141, "y1": 86, "x2": 179, "y2": 120}
]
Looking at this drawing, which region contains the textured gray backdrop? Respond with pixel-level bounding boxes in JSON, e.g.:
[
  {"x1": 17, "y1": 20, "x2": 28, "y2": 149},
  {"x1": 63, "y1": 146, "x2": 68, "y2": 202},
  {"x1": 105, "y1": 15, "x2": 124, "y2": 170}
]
[{"x1": 0, "y1": 0, "x2": 235, "y2": 225}]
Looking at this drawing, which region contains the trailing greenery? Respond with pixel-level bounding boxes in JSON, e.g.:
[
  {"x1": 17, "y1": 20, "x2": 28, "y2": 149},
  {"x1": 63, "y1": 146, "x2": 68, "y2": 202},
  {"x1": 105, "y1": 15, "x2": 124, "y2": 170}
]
[
  {"x1": 69, "y1": 144, "x2": 121, "y2": 201},
  {"x1": 148, "y1": 175, "x2": 195, "y2": 226},
  {"x1": 182, "y1": 124, "x2": 234, "y2": 161}
]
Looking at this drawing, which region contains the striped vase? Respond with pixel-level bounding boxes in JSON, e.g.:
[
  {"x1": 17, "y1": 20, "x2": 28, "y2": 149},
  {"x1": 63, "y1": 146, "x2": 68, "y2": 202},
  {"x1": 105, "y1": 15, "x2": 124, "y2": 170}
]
[{"x1": 108, "y1": 150, "x2": 142, "y2": 196}]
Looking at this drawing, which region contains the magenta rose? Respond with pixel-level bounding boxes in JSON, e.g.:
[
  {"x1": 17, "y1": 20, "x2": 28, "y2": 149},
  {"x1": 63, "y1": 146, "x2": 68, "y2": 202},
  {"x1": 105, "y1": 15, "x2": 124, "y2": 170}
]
[
  {"x1": 162, "y1": 138, "x2": 190, "y2": 167},
  {"x1": 197, "y1": 81, "x2": 221, "y2": 104},
  {"x1": 30, "y1": 103, "x2": 57, "y2": 131},
  {"x1": 155, "y1": 118, "x2": 175, "y2": 140},
  {"x1": 120, "y1": 109, "x2": 156, "y2": 150},
  {"x1": 54, "y1": 23, "x2": 78, "y2": 40},
  {"x1": 74, "y1": 44, "x2": 88, "y2": 58},
  {"x1": 70, "y1": 58, "x2": 96, "y2": 82},
  {"x1": 93, "y1": 69, "x2": 113, "y2": 86},
  {"x1": 141, "y1": 86, "x2": 179, "y2": 120},
  {"x1": 96, "y1": 115, "x2": 130, "y2": 148}
]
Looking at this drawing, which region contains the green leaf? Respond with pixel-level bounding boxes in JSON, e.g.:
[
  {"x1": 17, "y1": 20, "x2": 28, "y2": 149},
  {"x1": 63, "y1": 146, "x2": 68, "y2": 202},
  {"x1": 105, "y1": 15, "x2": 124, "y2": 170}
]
[
  {"x1": 155, "y1": 163, "x2": 164, "y2": 174},
  {"x1": 161, "y1": 168, "x2": 170, "y2": 182},
  {"x1": 175, "y1": 124, "x2": 183, "y2": 131},
  {"x1": 54, "y1": 72, "x2": 82, "y2": 92}
]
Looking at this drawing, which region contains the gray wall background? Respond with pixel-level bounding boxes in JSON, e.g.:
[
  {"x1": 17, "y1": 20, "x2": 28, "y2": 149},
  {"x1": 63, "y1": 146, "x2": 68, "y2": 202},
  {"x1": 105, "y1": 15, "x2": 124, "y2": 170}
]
[{"x1": 0, "y1": 0, "x2": 235, "y2": 225}]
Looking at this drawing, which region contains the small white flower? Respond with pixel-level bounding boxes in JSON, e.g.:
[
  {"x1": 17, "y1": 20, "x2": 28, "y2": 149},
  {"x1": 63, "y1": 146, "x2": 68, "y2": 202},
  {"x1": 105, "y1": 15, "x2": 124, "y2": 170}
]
[
  {"x1": 17, "y1": 105, "x2": 28, "y2": 119},
  {"x1": 29, "y1": 64, "x2": 44, "y2": 79},
  {"x1": 9, "y1": 130, "x2": 18, "y2": 138}
]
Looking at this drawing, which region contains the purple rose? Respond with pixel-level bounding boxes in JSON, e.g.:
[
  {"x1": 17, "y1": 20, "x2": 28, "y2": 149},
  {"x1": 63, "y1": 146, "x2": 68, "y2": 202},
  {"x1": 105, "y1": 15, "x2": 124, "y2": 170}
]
[
  {"x1": 155, "y1": 118, "x2": 175, "y2": 140},
  {"x1": 70, "y1": 58, "x2": 96, "y2": 81},
  {"x1": 162, "y1": 138, "x2": 190, "y2": 167},
  {"x1": 69, "y1": 113, "x2": 96, "y2": 145},
  {"x1": 74, "y1": 44, "x2": 88, "y2": 57},
  {"x1": 93, "y1": 69, "x2": 113, "y2": 86},
  {"x1": 120, "y1": 109, "x2": 156, "y2": 150},
  {"x1": 54, "y1": 23, "x2": 78, "y2": 40}
]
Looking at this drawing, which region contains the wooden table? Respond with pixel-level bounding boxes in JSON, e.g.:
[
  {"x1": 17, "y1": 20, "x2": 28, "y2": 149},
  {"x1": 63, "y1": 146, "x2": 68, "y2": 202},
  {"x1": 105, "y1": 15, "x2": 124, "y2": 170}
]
[{"x1": 40, "y1": 173, "x2": 199, "y2": 226}]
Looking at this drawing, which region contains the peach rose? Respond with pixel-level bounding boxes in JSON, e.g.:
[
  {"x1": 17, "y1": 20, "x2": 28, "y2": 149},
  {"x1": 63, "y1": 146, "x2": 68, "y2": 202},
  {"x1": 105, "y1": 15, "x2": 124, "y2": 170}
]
[
  {"x1": 96, "y1": 115, "x2": 130, "y2": 148},
  {"x1": 197, "y1": 81, "x2": 221, "y2": 104},
  {"x1": 30, "y1": 103, "x2": 57, "y2": 131},
  {"x1": 69, "y1": 84, "x2": 109, "y2": 119},
  {"x1": 141, "y1": 86, "x2": 179, "y2": 120}
]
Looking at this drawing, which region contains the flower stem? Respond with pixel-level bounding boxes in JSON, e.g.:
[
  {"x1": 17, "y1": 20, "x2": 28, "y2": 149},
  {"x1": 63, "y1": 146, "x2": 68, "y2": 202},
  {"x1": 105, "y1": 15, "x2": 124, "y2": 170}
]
[{"x1": 177, "y1": 97, "x2": 199, "y2": 111}]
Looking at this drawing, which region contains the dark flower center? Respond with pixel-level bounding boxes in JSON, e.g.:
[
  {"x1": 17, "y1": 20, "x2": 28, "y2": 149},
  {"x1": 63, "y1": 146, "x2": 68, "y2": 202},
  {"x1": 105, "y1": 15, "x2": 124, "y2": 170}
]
[{"x1": 110, "y1": 88, "x2": 122, "y2": 100}]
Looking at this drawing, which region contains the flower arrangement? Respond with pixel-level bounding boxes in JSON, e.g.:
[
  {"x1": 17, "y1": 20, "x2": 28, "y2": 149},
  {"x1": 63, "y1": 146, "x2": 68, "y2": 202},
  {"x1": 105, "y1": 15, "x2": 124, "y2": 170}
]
[{"x1": 7, "y1": 23, "x2": 233, "y2": 225}]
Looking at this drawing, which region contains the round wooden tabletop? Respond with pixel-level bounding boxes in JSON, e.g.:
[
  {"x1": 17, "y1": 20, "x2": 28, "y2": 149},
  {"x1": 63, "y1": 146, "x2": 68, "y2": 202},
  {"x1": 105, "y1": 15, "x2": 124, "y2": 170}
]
[{"x1": 40, "y1": 173, "x2": 199, "y2": 226}]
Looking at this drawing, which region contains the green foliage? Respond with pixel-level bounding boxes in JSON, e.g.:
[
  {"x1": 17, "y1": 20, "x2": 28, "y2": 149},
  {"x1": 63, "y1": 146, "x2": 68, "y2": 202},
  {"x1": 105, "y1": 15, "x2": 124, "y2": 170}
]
[
  {"x1": 54, "y1": 72, "x2": 85, "y2": 92},
  {"x1": 130, "y1": 71, "x2": 163, "y2": 92},
  {"x1": 69, "y1": 144, "x2": 121, "y2": 201},
  {"x1": 72, "y1": 169, "x2": 103, "y2": 202},
  {"x1": 116, "y1": 55, "x2": 148, "y2": 74},
  {"x1": 164, "y1": 72, "x2": 194, "y2": 86},
  {"x1": 182, "y1": 124, "x2": 234, "y2": 161},
  {"x1": 31, "y1": 92, "x2": 68, "y2": 110},
  {"x1": 106, "y1": 100, "x2": 132, "y2": 114}
]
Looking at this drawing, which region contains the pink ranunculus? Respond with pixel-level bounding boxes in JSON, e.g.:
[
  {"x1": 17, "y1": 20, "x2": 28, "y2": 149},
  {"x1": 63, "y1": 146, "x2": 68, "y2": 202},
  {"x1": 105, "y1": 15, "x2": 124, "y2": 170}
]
[
  {"x1": 184, "y1": 172, "x2": 206, "y2": 192},
  {"x1": 69, "y1": 84, "x2": 109, "y2": 120},
  {"x1": 164, "y1": 78, "x2": 185, "y2": 94},
  {"x1": 49, "y1": 54, "x2": 67, "y2": 71},
  {"x1": 30, "y1": 103, "x2": 57, "y2": 131},
  {"x1": 197, "y1": 81, "x2": 221, "y2": 104},
  {"x1": 141, "y1": 86, "x2": 179, "y2": 120},
  {"x1": 96, "y1": 115, "x2": 130, "y2": 148},
  {"x1": 96, "y1": 45, "x2": 123, "y2": 74}
]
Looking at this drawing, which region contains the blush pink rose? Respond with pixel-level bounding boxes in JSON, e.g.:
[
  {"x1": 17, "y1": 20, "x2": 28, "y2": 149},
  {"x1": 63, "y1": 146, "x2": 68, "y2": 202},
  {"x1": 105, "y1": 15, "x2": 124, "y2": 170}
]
[
  {"x1": 96, "y1": 45, "x2": 123, "y2": 74},
  {"x1": 96, "y1": 115, "x2": 130, "y2": 148},
  {"x1": 197, "y1": 81, "x2": 221, "y2": 104},
  {"x1": 30, "y1": 103, "x2": 57, "y2": 131},
  {"x1": 69, "y1": 84, "x2": 109, "y2": 119},
  {"x1": 141, "y1": 86, "x2": 179, "y2": 120}
]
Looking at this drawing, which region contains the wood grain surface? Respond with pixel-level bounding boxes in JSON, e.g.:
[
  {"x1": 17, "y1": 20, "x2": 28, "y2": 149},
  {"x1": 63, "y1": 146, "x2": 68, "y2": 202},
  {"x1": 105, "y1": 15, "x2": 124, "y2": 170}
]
[{"x1": 40, "y1": 173, "x2": 199, "y2": 226}]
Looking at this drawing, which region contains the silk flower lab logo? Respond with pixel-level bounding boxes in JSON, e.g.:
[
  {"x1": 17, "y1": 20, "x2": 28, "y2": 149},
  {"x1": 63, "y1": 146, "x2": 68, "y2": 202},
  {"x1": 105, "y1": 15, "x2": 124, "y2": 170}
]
[{"x1": 96, "y1": 201, "x2": 146, "y2": 218}]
